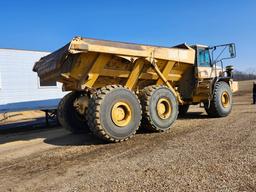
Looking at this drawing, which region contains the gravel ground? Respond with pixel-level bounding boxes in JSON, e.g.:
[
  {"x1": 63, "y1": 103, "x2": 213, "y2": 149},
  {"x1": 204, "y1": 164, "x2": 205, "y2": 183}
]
[{"x1": 0, "y1": 80, "x2": 255, "y2": 192}]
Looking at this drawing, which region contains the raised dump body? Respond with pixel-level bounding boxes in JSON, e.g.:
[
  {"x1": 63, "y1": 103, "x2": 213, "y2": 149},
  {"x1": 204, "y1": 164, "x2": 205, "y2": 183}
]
[
  {"x1": 34, "y1": 37, "x2": 195, "y2": 94},
  {"x1": 33, "y1": 37, "x2": 236, "y2": 142}
]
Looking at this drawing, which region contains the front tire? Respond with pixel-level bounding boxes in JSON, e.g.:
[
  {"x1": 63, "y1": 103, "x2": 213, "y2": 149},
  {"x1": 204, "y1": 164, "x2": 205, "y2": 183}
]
[
  {"x1": 86, "y1": 85, "x2": 142, "y2": 142},
  {"x1": 204, "y1": 81, "x2": 232, "y2": 117}
]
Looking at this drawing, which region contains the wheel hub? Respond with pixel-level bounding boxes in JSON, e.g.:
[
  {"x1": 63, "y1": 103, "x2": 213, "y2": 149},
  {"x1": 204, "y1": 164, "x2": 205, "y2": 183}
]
[
  {"x1": 156, "y1": 98, "x2": 172, "y2": 119},
  {"x1": 221, "y1": 91, "x2": 230, "y2": 108},
  {"x1": 73, "y1": 95, "x2": 89, "y2": 115},
  {"x1": 111, "y1": 101, "x2": 132, "y2": 127}
]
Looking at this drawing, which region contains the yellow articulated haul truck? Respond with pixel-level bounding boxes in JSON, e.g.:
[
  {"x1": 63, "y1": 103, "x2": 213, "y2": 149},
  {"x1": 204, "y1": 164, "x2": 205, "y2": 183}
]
[{"x1": 33, "y1": 36, "x2": 238, "y2": 142}]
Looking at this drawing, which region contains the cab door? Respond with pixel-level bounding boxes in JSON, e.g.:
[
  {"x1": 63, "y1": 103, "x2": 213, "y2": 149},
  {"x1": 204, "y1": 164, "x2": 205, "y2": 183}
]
[
  {"x1": 194, "y1": 47, "x2": 214, "y2": 99},
  {"x1": 195, "y1": 47, "x2": 214, "y2": 79}
]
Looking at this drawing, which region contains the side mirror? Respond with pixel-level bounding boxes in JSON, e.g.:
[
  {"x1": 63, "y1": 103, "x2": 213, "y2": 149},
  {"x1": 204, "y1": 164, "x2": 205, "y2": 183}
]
[{"x1": 229, "y1": 44, "x2": 236, "y2": 58}]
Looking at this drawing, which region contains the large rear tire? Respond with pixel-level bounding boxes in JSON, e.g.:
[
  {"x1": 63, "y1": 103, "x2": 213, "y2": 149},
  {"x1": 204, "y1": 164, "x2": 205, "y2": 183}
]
[
  {"x1": 57, "y1": 91, "x2": 89, "y2": 133},
  {"x1": 139, "y1": 85, "x2": 178, "y2": 132},
  {"x1": 204, "y1": 81, "x2": 232, "y2": 117},
  {"x1": 86, "y1": 85, "x2": 142, "y2": 142}
]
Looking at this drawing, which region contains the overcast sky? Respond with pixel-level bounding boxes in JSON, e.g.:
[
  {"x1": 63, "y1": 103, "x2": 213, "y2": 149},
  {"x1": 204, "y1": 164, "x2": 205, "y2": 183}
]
[{"x1": 0, "y1": 0, "x2": 255, "y2": 72}]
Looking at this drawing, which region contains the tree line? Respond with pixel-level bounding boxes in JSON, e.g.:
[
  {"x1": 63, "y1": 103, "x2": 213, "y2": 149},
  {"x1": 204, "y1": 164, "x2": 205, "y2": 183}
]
[{"x1": 233, "y1": 70, "x2": 256, "y2": 81}]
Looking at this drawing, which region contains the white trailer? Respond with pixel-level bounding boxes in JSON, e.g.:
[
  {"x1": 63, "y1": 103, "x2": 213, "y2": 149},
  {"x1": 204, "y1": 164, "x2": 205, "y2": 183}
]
[{"x1": 0, "y1": 48, "x2": 67, "y2": 123}]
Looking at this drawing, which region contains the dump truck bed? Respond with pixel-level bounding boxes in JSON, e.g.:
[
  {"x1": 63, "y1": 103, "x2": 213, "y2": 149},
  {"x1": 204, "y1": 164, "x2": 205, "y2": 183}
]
[{"x1": 33, "y1": 36, "x2": 195, "y2": 91}]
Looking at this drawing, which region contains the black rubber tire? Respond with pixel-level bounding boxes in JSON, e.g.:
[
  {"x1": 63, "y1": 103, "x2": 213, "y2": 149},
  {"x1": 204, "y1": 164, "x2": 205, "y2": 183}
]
[
  {"x1": 57, "y1": 91, "x2": 89, "y2": 133},
  {"x1": 86, "y1": 85, "x2": 142, "y2": 142},
  {"x1": 178, "y1": 105, "x2": 190, "y2": 117},
  {"x1": 139, "y1": 85, "x2": 178, "y2": 132},
  {"x1": 204, "y1": 81, "x2": 232, "y2": 117}
]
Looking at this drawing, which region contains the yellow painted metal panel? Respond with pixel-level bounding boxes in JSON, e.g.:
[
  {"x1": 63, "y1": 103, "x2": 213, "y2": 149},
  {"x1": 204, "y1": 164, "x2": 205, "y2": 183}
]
[
  {"x1": 125, "y1": 59, "x2": 144, "y2": 89},
  {"x1": 69, "y1": 37, "x2": 195, "y2": 64},
  {"x1": 156, "y1": 61, "x2": 176, "y2": 85},
  {"x1": 82, "y1": 54, "x2": 112, "y2": 88}
]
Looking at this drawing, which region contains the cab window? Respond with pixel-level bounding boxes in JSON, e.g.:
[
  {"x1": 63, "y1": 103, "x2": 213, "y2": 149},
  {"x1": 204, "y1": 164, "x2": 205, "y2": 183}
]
[{"x1": 198, "y1": 49, "x2": 211, "y2": 67}]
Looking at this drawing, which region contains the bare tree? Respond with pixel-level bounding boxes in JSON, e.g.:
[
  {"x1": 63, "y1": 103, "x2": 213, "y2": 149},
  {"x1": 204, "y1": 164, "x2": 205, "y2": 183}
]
[{"x1": 233, "y1": 70, "x2": 256, "y2": 81}]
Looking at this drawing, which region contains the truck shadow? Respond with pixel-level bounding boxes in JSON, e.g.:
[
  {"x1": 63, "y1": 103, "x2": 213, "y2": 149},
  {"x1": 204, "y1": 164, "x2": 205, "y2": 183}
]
[
  {"x1": 0, "y1": 118, "x2": 105, "y2": 146},
  {"x1": 0, "y1": 127, "x2": 106, "y2": 146},
  {"x1": 0, "y1": 111, "x2": 209, "y2": 146},
  {"x1": 43, "y1": 132, "x2": 106, "y2": 146},
  {"x1": 178, "y1": 112, "x2": 209, "y2": 120}
]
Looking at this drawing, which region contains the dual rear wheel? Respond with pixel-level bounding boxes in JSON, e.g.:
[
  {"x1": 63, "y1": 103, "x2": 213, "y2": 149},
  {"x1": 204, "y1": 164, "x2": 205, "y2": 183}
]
[{"x1": 58, "y1": 85, "x2": 178, "y2": 142}]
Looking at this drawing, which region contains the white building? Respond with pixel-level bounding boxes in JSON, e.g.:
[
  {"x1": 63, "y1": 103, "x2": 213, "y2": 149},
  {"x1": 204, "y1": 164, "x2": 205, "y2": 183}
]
[{"x1": 0, "y1": 48, "x2": 66, "y2": 113}]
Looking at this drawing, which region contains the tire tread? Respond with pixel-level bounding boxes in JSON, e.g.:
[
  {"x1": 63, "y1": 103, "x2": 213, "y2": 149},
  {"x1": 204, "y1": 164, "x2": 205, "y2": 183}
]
[{"x1": 86, "y1": 85, "x2": 141, "y2": 142}]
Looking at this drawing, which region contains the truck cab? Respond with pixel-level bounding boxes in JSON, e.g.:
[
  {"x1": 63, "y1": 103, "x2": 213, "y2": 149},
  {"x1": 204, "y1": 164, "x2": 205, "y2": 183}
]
[
  {"x1": 178, "y1": 43, "x2": 237, "y2": 104},
  {"x1": 191, "y1": 43, "x2": 237, "y2": 100}
]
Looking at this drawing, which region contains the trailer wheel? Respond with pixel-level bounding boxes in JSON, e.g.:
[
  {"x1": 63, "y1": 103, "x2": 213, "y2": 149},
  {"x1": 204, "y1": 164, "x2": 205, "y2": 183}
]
[
  {"x1": 178, "y1": 104, "x2": 190, "y2": 117},
  {"x1": 204, "y1": 81, "x2": 232, "y2": 117},
  {"x1": 139, "y1": 85, "x2": 178, "y2": 132},
  {"x1": 86, "y1": 85, "x2": 142, "y2": 142},
  {"x1": 57, "y1": 91, "x2": 89, "y2": 133}
]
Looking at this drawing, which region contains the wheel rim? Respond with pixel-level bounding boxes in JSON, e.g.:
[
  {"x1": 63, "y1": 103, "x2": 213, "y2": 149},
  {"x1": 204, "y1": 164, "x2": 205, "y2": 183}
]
[
  {"x1": 111, "y1": 101, "x2": 132, "y2": 127},
  {"x1": 221, "y1": 91, "x2": 230, "y2": 108},
  {"x1": 156, "y1": 98, "x2": 172, "y2": 119}
]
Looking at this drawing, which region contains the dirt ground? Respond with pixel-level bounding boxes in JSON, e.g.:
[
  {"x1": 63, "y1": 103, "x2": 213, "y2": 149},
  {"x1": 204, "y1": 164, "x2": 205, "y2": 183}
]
[
  {"x1": 0, "y1": 111, "x2": 45, "y2": 125},
  {"x1": 0, "y1": 80, "x2": 255, "y2": 192}
]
